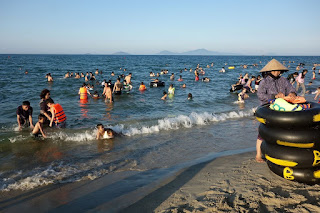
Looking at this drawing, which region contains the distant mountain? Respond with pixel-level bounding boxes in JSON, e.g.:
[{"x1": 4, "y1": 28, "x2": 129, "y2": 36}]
[
  {"x1": 158, "y1": 50, "x2": 177, "y2": 55},
  {"x1": 112, "y1": 51, "x2": 131, "y2": 55},
  {"x1": 156, "y1": 48, "x2": 234, "y2": 55},
  {"x1": 182, "y1": 48, "x2": 221, "y2": 55}
]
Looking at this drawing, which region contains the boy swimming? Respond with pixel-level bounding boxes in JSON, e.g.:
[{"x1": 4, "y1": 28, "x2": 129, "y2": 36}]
[
  {"x1": 32, "y1": 114, "x2": 47, "y2": 138},
  {"x1": 96, "y1": 124, "x2": 117, "y2": 139}
]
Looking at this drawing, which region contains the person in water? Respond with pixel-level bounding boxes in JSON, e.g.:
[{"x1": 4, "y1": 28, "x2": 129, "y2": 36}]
[
  {"x1": 32, "y1": 114, "x2": 47, "y2": 138},
  {"x1": 103, "y1": 82, "x2": 113, "y2": 102},
  {"x1": 170, "y1": 73, "x2": 175, "y2": 80},
  {"x1": 79, "y1": 83, "x2": 91, "y2": 100},
  {"x1": 39, "y1": 89, "x2": 54, "y2": 126},
  {"x1": 188, "y1": 93, "x2": 192, "y2": 100},
  {"x1": 17, "y1": 101, "x2": 34, "y2": 130},
  {"x1": 47, "y1": 99, "x2": 67, "y2": 128},
  {"x1": 96, "y1": 124, "x2": 118, "y2": 139},
  {"x1": 92, "y1": 91, "x2": 100, "y2": 99},
  {"x1": 113, "y1": 78, "x2": 123, "y2": 95},
  {"x1": 168, "y1": 84, "x2": 175, "y2": 95},
  {"x1": 125, "y1": 73, "x2": 132, "y2": 84},
  {"x1": 47, "y1": 73, "x2": 53, "y2": 82},
  {"x1": 139, "y1": 82, "x2": 146, "y2": 91},
  {"x1": 295, "y1": 69, "x2": 308, "y2": 97},
  {"x1": 238, "y1": 88, "x2": 249, "y2": 102},
  {"x1": 161, "y1": 91, "x2": 167, "y2": 100},
  {"x1": 256, "y1": 59, "x2": 296, "y2": 163}
]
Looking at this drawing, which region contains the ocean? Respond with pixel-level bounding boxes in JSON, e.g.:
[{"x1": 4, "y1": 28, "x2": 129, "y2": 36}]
[{"x1": 0, "y1": 54, "x2": 319, "y2": 192}]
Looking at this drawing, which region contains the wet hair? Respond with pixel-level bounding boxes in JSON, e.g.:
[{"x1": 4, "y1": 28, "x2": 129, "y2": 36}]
[
  {"x1": 46, "y1": 99, "x2": 54, "y2": 104},
  {"x1": 22, "y1": 101, "x2": 30, "y2": 106},
  {"x1": 163, "y1": 91, "x2": 167, "y2": 95},
  {"x1": 188, "y1": 93, "x2": 192, "y2": 98},
  {"x1": 82, "y1": 83, "x2": 87, "y2": 87},
  {"x1": 117, "y1": 78, "x2": 120, "y2": 81},
  {"x1": 40, "y1": 89, "x2": 50, "y2": 99},
  {"x1": 293, "y1": 72, "x2": 299, "y2": 75},
  {"x1": 96, "y1": 124, "x2": 104, "y2": 128},
  {"x1": 38, "y1": 114, "x2": 46, "y2": 120}
]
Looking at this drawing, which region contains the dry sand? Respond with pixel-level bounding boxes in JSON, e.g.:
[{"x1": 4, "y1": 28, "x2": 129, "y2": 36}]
[
  {"x1": 124, "y1": 152, "x2": 320, "y2": 213},
  {"x1": 1, "y1": 151, "x2": 320, "y2": 212}
]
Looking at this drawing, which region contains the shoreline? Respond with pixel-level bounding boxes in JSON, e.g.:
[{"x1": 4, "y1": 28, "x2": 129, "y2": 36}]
[{"x1": 2, "y1": 150, "x2": 320, "y2": 212}]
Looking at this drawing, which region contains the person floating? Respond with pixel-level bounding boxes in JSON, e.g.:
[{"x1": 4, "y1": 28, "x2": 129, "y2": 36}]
[{"x1": 96, "y1": 124, "x2": 117, "y2": 139}]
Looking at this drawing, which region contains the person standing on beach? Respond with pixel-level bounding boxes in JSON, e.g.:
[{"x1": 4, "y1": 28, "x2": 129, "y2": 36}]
[{"x1": 256, "y1": 59, "x2": 296, "y2": 162}]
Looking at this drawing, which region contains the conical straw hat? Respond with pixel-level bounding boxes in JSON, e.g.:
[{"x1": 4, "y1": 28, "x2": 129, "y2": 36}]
[{"x1": 260, "y1": 59, "x2": 289, "y2": 72}]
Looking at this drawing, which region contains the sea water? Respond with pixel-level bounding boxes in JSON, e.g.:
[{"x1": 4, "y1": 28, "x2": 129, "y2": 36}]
[{"x1": 0, "y1": 54, "x2": 319, "y2": 191}]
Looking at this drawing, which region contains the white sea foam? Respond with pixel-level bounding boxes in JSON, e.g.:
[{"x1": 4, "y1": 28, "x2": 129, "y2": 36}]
[
  {"x1": 0, "y1": 158, "x2": 137, "y2": 191},
  {"x1": 120, "y1": 109, "x2": 255, "y2": 136}
]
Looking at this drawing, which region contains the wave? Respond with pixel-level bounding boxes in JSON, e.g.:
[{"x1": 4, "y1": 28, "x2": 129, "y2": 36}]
[
  {"x1": 6, "y1": 109, "x2": 256, "y2": 143},
  {"x1": 119, "y1": 108, "x2": 256, "y2": 136}
]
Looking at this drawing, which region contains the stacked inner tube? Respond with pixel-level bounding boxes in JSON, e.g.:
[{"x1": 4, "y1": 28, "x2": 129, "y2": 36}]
[{"x1": 255, "y1": 102, "x2": 320, "y2": 184}]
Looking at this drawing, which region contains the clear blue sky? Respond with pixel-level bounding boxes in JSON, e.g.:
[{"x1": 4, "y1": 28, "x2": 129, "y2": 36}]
[{"x1": 1, "y1": 0, "x2": 319, "y2": 55}]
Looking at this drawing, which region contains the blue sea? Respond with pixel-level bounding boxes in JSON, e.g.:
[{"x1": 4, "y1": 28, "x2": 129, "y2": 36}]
[{"x1": 0, "y1": 54, "x2": 319, "y2": 191}]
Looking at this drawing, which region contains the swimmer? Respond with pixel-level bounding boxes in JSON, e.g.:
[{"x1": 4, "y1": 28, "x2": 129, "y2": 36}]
[
  {"x1": 96, "y1": 124, "x2": 118, "y2": 139},
  {"x1": 168, "y1": 84, "x2": 175, "y2": 95},
  {"x1": 47, "y1": 100, "x2": 67, "y2": 128},
  {"x1": 17, "y1": 101, "x2": 34, "y2": 130},
  {"x1": 314, "y1": 87, "x2": 320, "y2": 103},
  {"x1": 312, "y1": 71, "x2": 316, "y2": 80},
  {"x1": 95, "y1": 69, "x2": 99, "y2": 75},
  {"x1": 111, "y1": 72, "x2": 115, "y2": 76},
  {"x1": 32, "y1": 114, "x2": 47, "y2": 138},
  {"x1": 92, "y1": 91, "x2": 100, "y2": 99},
  {"x1": 238, "y1": 88, "x2": 249, "y2": 102},
  {"x1": 170, "y1": 73, "x2": 175, "y2": 80},
  {"x1": 181, "y1": 83, "x2": 186, "y2": 88},
  {"x1": 219, "y1": 67, "x2": 226, "y2": 73},
  {"x1": 102, "y1": 82, "x2": 113, "y2": 102},
  {"x1": 178, "y1": 75, "x2": 183, "y2": 81},
  {"x1": 161, "y1": 91, "x2": 167, "y2": 100},
  {"x1": 202, "y1": 77, "x2": 210, "y2": 82},
  {"x1": 150, "y1": 72, "x2": 155, "y2": 77},
  {"x1": 46, "y1": 73, "x2": 53, "y2": 82},
  {"x1": 139, "y1": 82, "x2": 147, "y2": 91},
  {"x1": 125, "y1": 73, "x2": 132, "y2": 84},
  {"x1": 25, "y1": 70, "x2": 28, "y2": 74},
  {"x1": 113, "y1": 78, "x2": 123, "y2": 95},
  {"x1": 188, "y1": 93, "x2": 192, "y2": 100}
]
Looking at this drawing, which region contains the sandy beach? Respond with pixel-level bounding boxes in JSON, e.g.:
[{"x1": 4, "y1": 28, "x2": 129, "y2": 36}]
[{"x1": 1, "y1": 150, "x2": 320, "y2": 212}]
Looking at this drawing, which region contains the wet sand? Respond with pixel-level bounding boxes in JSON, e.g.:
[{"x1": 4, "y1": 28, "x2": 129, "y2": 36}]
[{"x1": 1, "y1": 151, "x2": 320, "y2": 212}]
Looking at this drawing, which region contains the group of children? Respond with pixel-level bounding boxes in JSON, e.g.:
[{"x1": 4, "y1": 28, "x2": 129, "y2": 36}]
[{"x1": 17, "y1": 96, "x2": 67, "y2": 138}]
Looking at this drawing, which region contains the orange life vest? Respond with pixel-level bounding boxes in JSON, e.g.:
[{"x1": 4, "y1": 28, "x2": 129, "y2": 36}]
[
  {"x1": 79, "y1": 87, "x2": 88, "y2": 100},
  {"x1": 52, "y1": 104, "x2": 66, "y2": 123},
  {"x1": 139, "y1": 85, "x2": 146, "y2": 91}
]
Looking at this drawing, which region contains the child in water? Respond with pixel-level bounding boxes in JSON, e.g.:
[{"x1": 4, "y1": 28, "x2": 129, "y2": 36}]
[
  {"x1": 92, "y1": 91, "x2": 100, "y2": 99},
  {"x1": 96, "y1": 124, "x2": 117, "y2": 139},
  {"x1": 188, "y1": 93, "x2": 192, "y2": 100},
  {"x1": 32, "y1": 114, "x2": 47, "y2": 138},
  {"x1": 161, "y1": 91, "x2": 167, "y2": 100},
  {"x1": 238, "y1": 88, "x2": 249, "y2": 102}
]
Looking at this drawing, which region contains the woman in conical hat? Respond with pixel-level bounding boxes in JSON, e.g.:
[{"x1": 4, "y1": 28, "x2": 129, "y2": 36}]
[{"x1": 255, "y1": 59, "x2": 297, "y2": 162}]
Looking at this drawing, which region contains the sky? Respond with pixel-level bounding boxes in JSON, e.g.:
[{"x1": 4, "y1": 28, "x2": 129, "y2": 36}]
[{"x1": 0, "y1": 0, "x2": 320, "y2": 55}]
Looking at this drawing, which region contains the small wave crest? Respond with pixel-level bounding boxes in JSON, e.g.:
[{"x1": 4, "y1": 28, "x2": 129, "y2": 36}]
[{"x1": 118, "y1": 108, "x2": 255, "y2": 136}]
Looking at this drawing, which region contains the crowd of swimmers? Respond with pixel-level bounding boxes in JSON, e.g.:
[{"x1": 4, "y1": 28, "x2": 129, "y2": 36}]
[{"x1": 17, "y1": 61, "x2": 320, "y2": 141}]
